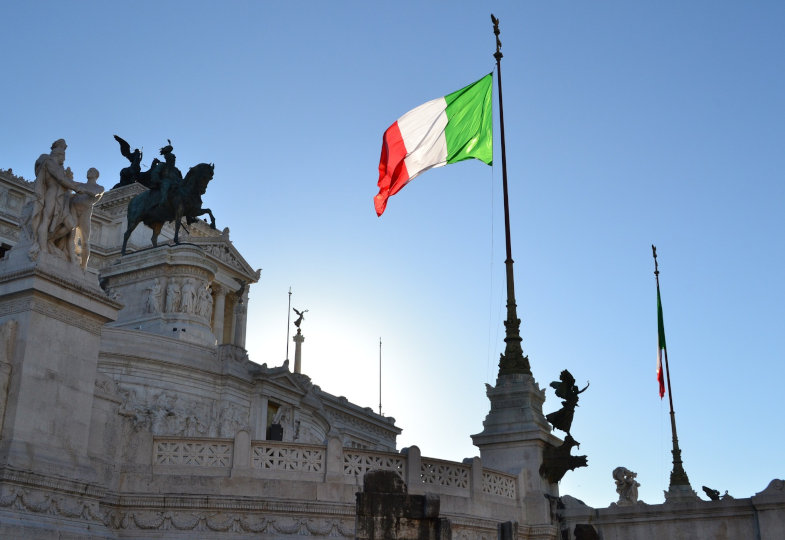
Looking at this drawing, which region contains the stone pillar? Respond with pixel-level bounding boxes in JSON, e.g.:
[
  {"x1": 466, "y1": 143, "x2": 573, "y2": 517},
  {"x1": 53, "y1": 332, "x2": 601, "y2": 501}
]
[
  {"x1": 213, "y1": 284, "x2": 226, "y2": 344},
  {"x1": 252, "y1": 395, "x2": 269, "y2": 440},
  {"x1": 0, "y1": 254, "x2": 119, "y2": 481},
  {"x1": 293, "y1": 329, "x2": 304, "y2": 374},
  {"x1": 324, "y1": 435, "x2": 344, "y2": 482},
  {"x1": 471, "y1": 373, "x2": 562, "y2": 530},
  {"x1": 469, "y1": 456, "x2": 483, "y2": 501},
  {"x1": 404, "y1": 445, "x2": 423, "y2": 495},
  {"x1": 356, "y1": 470, "x2": 451, "y2": 540},
  {"x1": 316, "y1": 435, "x2": 346, "y2": 502},
  {"x1": 223, "y1": 294, "x2": 235, "y2": 345},
  {"x1": 0, "y1": 320, "x2": 16, "y2": 434}
]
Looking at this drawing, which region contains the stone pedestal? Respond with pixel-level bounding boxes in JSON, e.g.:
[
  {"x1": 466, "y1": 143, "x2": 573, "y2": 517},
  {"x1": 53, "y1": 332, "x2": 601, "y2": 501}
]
[
  {"x1": 100, "y1": 244, "x2": 218, "y2": 346},
  {"x1": 471, "y1": 373, "x2": 562, "y2": 525},
  {"x1": 0, "y1": 247, "x2": 119, "y2": 481}
]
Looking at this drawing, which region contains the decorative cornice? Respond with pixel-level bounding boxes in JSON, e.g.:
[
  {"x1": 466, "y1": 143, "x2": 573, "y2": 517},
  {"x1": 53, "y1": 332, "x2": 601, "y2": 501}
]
[
  {"x1": 0, "y1": 169, "x2": 33, "y2": 189},
  {"x1": 0, "y1": 466, "x2": 106, "y2": 498},
  {"x1": 0, "y1": 296, "x2": 107, "y2": 335},
  {"x1": 0, "y1": 262, "x2": 122, "y2": 310}
]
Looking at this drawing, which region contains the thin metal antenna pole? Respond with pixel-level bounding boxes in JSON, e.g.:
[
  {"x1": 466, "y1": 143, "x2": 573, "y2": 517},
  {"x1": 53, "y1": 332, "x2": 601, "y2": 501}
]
[
  {"x1": 378, "y1": 337, "x2": 382, "y2": 416},
  {"x1": 286, "y1": 287, "x2": 292, "y2": 361}
]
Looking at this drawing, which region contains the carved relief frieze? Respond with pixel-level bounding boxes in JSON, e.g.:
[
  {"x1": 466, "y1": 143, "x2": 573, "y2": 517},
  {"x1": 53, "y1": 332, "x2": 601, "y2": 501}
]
[
  {"x1": 0, "y1": 484, "x2": 108, "y2": 527},
  {"x1": 103, "y1": 265, "x2": 213, "y2": 286},
  {"x1": 94, "y1": 372, "x2": 123, "y2": 403},
  {"x1": 118, "y1": 384, "x2": 249, "y2": 439},
  {"x1": 0, "y1": 468, "x2": 360, "y2": 536},
  {"x1": 106, "y1": 510, "x2": 353, "y2": 536}
]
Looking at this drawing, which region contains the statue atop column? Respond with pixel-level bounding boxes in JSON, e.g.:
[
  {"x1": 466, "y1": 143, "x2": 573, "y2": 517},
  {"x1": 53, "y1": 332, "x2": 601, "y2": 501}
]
[
  {"x1": 292, "y1": 307, "x2": 308, "y2": 374},
  {"x1": 293, "y1": 307, "x2": 308, "y2": 331}
]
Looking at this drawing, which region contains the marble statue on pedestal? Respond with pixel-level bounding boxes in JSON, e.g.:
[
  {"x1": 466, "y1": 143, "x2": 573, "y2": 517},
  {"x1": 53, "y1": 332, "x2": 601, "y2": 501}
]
[
  {"x1": 613, "y1": 466, "x2": 640, "y2": 505},
  {"x1": 67, "y1": 167, "x2": 105, "y2": 268},
  {"x1": 25, "y1": 139, "x2": 100, "y2": 265}
]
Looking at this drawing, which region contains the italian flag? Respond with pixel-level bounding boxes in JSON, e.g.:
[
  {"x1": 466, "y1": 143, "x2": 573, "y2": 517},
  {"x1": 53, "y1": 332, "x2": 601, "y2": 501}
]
[
  {"x1": 657, "y1": 285, "x2": 667, "y2": 399},
  {"x1": 374, "y1": 73, "x2": 493, "y2": 216}
]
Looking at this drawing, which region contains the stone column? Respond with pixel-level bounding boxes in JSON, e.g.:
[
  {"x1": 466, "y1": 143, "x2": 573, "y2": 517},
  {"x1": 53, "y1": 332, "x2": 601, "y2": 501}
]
[
  {"x1": 293, "y1": 329, "x2": 304, "y2": 374},
  {"x1": 212, "y1": 284, "x2": 226, "y2": 344}
]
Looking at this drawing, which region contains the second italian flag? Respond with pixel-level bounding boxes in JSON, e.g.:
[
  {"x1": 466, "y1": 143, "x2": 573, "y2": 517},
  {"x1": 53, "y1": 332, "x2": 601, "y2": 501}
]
[{"x1": 374, "y1": 74, "x2": 494, "y2": 216}]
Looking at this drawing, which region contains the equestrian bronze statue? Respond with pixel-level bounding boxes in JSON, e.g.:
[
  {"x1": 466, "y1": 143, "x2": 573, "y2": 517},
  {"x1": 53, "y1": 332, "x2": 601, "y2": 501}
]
[{"x1": 121, "y1": 140, "x2": 216, "y2": 254}]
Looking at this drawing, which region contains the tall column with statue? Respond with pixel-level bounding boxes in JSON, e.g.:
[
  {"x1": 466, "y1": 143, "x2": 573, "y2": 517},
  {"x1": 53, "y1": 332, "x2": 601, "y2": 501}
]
[{"x1": 292, "y1": 307, "x2": 308, "y2": 374}]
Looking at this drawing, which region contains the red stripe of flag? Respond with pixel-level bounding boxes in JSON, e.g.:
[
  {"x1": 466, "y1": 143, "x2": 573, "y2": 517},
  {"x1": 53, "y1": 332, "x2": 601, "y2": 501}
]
[{"x1": 374, "y1": 121, "x2": 410, "y2": 217}]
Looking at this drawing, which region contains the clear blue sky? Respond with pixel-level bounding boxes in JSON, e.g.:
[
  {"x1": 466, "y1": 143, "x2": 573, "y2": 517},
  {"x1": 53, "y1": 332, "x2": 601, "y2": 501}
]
[{"x1": 2, "y1": 1, "x2": 783, "y2": 507}]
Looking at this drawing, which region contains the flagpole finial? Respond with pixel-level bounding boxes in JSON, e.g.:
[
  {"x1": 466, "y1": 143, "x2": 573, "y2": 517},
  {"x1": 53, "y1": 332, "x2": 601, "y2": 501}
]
[
  {"x1": 652, "y1": 244, "x2": 659, "y2": 276},
  {"x1": 491, "y1": 14, "x2": 502, "y2": 60}
]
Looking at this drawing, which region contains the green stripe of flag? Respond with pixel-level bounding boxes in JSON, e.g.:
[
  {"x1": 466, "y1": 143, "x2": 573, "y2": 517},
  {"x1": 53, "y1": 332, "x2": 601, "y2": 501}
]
[
  {"x1": 444, "y1": 73, "x2": 493, "y2": 166},
  {"x1": 657, "y1": 286, "x2": 667, "y2": 350}
]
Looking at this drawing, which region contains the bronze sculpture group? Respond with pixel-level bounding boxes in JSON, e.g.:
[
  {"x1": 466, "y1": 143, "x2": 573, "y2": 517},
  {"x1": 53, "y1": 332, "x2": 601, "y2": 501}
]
[{"x1": 114, "y1": 136, "x2": 216, "y2": 255}]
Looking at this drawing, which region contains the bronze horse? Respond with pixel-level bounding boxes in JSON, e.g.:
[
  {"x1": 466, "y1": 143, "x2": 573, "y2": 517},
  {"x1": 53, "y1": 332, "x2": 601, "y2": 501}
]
[{"x1": 121, "y1": 163, "x2": 216, "y2": 255}]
